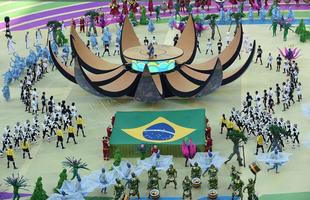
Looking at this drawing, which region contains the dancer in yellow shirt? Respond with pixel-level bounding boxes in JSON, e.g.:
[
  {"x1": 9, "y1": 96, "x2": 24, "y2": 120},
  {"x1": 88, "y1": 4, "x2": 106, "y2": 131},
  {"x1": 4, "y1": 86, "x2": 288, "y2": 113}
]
[
  {"x1": 67, "y1": 123, "x2": 77, "y2": 144},
  {"x1": 220, "y1": 114, "x2": 227, "y2": 134},
  {"x1": 255, "y1": 132, "x2": 265, "y2": 155},
  {"x1": 76, "y1": 115, "x2": 86, "y2": 137},
  {"x1": 6, "y1": 145, "x2": 18, "y2": 169},
  {"x1": 21, "y1": 139, "x2": 32, "y2": 159},
  {"x1": 56, "y1": 126, "x2": 65, "y2": 149}
]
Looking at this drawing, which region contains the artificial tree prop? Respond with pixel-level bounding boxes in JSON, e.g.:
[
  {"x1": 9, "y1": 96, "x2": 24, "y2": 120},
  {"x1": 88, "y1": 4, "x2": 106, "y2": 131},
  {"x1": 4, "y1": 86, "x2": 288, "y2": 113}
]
[
  {"x1": 46, "y1": 21, "x2": 62, "y2": 44},
  {"x1": 229, "y1": 12, "x2": 246, "y2": 34},
  {"x1": 268, "y1": 125, "x2": 288, "y2": 152},
  {"x1": 140, "y1": 6, "x2": 149, "y2": 25},
  {"x1": 205, "y1": 14, "x2": 221, "y2": 40},
  {"x1": 224, "y1": 130, "x2": 248, "y2": 167},
  {"x1": 129, "y1": 10, "x2": 138, "y2": 26},
  {"x1": 62, "y1": 157, "x2": 89, "y2": 181},
  {"x1": 4, "y1": 174, "x2": 28, "y2": 200},
  {"x1": 84, "y1": 10, "x2": 99, "y2": 36},
  {"x1": 295, "y1": 19, "x2": 310, "y2": 42},
  {"x1": 54, "y1": 169, "x2": 67, "y2": 193},
  {"x1": 30, "y1": 177, "x2": 48, "y2": 200}
]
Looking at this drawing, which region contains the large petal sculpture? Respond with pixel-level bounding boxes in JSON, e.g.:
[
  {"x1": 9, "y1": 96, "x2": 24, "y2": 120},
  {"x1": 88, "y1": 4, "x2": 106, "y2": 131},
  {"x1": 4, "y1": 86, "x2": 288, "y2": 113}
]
[{"x1": 51, "y1": 15, "x2": 255, "y2": 102}]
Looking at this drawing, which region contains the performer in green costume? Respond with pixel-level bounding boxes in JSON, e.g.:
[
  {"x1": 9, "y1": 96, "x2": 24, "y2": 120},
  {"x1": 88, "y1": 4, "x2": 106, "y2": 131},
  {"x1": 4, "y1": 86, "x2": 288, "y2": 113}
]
[
  {"x1": 155, "y1": 6, "x2": 161, "y2": 21},
  {"x1": 243, "y1": 177, "x2": 258, "y2": 200},
  {"x1": 128, "y1": 172, "x2": 140, "y2": 199},
  {"x1": 113, "y1": 178, "x2": 125, "y2": 200},
  {"x1": 175, "y1": 1, "x2": 181, "y2": 19},
  {"x1": 182, "y1": 176, "x2": 192, "y2": 200},
  {"x1": 113, "y1": 149, "x2": 122, "y2": 167},
  {"x1": 283, "y1": 22, "x2": 290, "y2": 41},
  {"x1": 191, "y1": 162, "x2": 202, "y2": 179},
  {"x1": 163, "y1": 164, "x2": 177, "y2": 189},
  {"x1": 270, "y1": 20, "x2": 278, "y2": 36},
  {"x1": 147, "y1": 166, "x2": 161, "y2": 189},
  {"x1": 231, "y1": 175, "x2": 244, "y2": 200},
  {"x1": 228, "y1": 165, "x2": 241, "y2": 189},
  {"x1": 55, "y1": 29, "x2": 68, "y2": 47},
  {"x1": 208, "y1": 164, "x2": 218, "y2": 189},
  {"x1": 54, "y1": 169, "x2": 67, "y2": 192}
]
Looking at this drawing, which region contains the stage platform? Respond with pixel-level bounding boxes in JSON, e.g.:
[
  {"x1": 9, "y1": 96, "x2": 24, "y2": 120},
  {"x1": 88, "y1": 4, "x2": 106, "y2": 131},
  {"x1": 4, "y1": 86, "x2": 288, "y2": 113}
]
[
  {"x1": 110, "y1": 109, "x2": 206, "y2": 157},
  {"x1": 123, "y1": 44, "x2": 184, "y2": 73}
]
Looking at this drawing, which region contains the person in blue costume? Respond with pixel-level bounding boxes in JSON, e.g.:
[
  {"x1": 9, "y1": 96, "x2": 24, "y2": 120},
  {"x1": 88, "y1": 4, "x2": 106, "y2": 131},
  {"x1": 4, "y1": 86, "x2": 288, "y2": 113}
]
[
  {"x1": 89, "y1": 33, "x2": 97, "y2": 49},
  {"x1": 219, "y1": 8, "x2": 225, "y2": 23},
  {"x1": 260, "y1": 7, "x2": 267, "y2": 21},
  {"x1": 287, "y1": 7, "x2": 295, "y2": 22},
  {"x1": 248, "y1": 7, "x2": 254, "y2": 21},
  {"x1": 226, "y1": 8, "x2": 232, "y2": 23},
  {"x1": 148, "y1": 19, "x2": 155, "y2": 33}
]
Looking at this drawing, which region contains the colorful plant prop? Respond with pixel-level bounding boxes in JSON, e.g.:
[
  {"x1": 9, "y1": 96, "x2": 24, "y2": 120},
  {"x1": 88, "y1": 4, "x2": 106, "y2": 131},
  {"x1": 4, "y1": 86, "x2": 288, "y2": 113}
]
[
  {"x1": 62, "y1": 157, "x2": 89, "y2": 180},
  {"x1": 278, "y1": 47, "x2": 301, "y2": 60},
  {"x1": 4, "y1": 174, "x2": 28, "y2": 200}
]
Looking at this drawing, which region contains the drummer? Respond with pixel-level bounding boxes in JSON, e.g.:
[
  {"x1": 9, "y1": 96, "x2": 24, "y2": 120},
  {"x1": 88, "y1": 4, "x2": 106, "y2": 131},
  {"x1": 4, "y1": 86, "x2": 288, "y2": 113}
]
[
  {"x1": 231, "y1": 175, "x2": 244, "y2": 200},
  {"x1": 113, "y1": 178, "x2": 125, "y2": 200},
  {"x1": 191, "y1": 162, "x2": 202, "y2": 179},
  {"x1": 128, "y1": 172, "x2": 140, "y2": 199},
  {"x1": 147, "y1": 166, "x2": 161, "y2": 190},
  {"x1": 182, "y1": 176, "x2": 193, "y2": 200},
  {"x1": 163, "y1": 164, "x2": 177, "y2": 189}
]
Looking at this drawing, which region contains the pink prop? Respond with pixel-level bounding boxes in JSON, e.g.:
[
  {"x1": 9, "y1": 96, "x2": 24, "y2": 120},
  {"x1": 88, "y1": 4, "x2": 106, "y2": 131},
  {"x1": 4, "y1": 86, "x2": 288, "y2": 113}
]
[{"x1": 189, "y1": 139, "x2": 197, "y2": 158}]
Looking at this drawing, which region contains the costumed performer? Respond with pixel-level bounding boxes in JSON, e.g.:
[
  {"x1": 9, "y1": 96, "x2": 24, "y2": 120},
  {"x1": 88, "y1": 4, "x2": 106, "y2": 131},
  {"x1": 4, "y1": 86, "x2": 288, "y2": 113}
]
[
  {"x1": 110, "y1": 0, "x2": 120, "y2": 18},
  {"x1": 163, "y1": 164, "x2": 177, "y2": 189},
  {"x1": 182, "y1": 176, "x2": 192, "y2": 200},
  {"x1": 256, "y1": 147, "x2": 291, "y2": 173},
  {"x1": 182, "y1": 138, "x2": 197, "y2": 167},
  {"x1": 102, "y1": 136, "x2": 110, "y2": 160},
  {"x1": 128, "y1": 172, "x2": 140, "y2": 199},
  {"x1": 191, "y1": 162, "x2": 202, "y2": 179}
]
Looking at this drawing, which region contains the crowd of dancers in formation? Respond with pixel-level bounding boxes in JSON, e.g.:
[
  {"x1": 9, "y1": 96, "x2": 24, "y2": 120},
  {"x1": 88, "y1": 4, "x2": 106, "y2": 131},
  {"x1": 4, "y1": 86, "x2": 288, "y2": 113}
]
[
  {"x1": 2, "y1": 41, "x2": 87, "y2": 170},
  {"x1": 220, "y1": 51, "x2": 303, "y2": 155},
  {"x1": 254, "y1": 45, "x2": 302, "y2": 111},
  {"x1": 2, "y1": 89, "x2": 87, "y2": 169}
]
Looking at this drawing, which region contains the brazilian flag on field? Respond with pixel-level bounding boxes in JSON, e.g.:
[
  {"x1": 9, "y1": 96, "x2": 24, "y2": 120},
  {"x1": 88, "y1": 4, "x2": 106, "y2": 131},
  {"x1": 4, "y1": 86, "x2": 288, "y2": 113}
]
[{"x1": 110, "y1": 109, "x2": 206, "y2": 145}]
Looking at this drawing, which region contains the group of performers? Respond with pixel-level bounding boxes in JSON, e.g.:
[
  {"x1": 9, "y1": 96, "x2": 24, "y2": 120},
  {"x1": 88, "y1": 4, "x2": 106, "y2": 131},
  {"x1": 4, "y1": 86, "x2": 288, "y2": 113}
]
[
  {"x1": 2, "y1": 34, "x2": 88, "y2": 169},
  {"x1": 254, "y1": 47, "x2": 302, "y2": 112}
]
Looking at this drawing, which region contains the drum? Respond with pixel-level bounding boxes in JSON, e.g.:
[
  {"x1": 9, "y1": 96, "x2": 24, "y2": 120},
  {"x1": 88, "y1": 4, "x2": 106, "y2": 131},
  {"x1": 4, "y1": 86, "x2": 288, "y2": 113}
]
[
  {"x1": 149, "y1": 189, "x2": 160, "y2": 200},
  {"x1": 192, "y1": 178, "x2": 201, "y2": 188},
  {"x1": 184, "y1": 190, "x2": 191, "y2": 197},
  {"x1": 249, "y1": 162, "x2": 261, "y2": 175},
  {"x1": 304, "y1": 0, "x2": 310, "y2": 3},
  {"x1": 208, "y1": 189, "x2": 218, "y2": 199},
  {"x1": 129, "y1": 189, "x2": 136, "y2": 196},
  {"x1": 234, "y1": 190, "x2": 240, "y2": 197}
]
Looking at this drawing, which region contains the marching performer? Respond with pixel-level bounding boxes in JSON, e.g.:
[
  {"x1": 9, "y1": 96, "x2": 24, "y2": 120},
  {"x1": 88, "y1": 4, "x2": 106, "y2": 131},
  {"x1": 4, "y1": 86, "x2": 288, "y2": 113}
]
[
  {"x1": 21, "y1": 139, "x2": 32, "y2": 159},
  {"x1": 6, "y1": 145, "x2": 18, "y2": 169},
  {"x1": 25, "y1": 32, "x2": 30, "y2": 49},
  {"x1": 163, "y1": 164, "x2": 177, "y2": 189},
  {"x1": 102, "y1": 136, "x2": 110, "y2": 160}
]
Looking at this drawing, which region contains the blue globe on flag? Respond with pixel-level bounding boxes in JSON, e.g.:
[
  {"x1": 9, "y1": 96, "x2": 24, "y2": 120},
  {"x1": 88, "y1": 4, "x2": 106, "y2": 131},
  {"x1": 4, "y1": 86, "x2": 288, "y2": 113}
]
[{"x1": 143, "y1": 123, "x2": 175, "y2": 141}]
